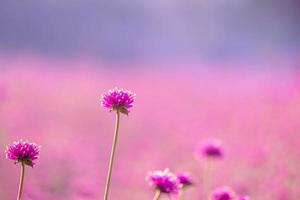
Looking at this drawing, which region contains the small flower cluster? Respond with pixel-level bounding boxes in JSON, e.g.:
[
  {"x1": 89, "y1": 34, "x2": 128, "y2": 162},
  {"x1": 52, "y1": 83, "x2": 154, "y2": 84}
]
[
  {"x1": 5, "y1": 139, "x2": 40, "y2": 167},
  {"x1": 146, "y1": 169, "x2": 180, "y2": 194},
  {"x1": 101, "y1": 87, "x2": 136, "y2": 115},
  {"x1": 211, "y1": 186, "x2": 236, "y2": 200},
  {"x1": 196, "y1": 139, "x2": 223, "y2": 159},
  {"x1": 211, "y1": 186, "x2": 250, "y2": 200},
  {"x1": 176, "y1": 172, "x2": 193, "y2": 187},
  {"x1": 146, "y1": 138, "x2": 251, "y2": 200},
  {"x1": 146, "y1": 169, "x2": 193, "y2": 195}
]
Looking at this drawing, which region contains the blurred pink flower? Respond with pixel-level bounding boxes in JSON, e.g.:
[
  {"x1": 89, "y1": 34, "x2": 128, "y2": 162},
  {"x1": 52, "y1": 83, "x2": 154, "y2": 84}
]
[
  {"x1": 195, "y1": 139, "x2": 223, "y2": 159},
  {"x1": 210, "y1": 186, "x2": 235, "y2": 200},
  {"x1": 176, "y1": 172, "x2": 193, "y2": 187},
  {"x1": 237, "y1": 196, "x2": 250, "y2": 200},
  {"x1": 146, "y1": 168, "x2": 181, "y2": 194}
]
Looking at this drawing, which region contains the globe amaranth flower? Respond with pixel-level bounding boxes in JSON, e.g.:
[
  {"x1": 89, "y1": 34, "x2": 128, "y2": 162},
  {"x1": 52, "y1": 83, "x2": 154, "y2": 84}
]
[
  {"x1": 101, "y1": 87, "x2": 136, "y2": 115},
  {"x1": 6, "y1": 139, "x2": 40, "y2": 167},
  {"x1": 210, "y1": 186, "x2": 235, "y2": 200},
  {"x1": 146, "y1": 168, "x2": 181, "y2": 194},
  {"x1": 195, "y1": 139, "x2": 223, "y2": 159},
  {"x1": 176, "y1": 172, "x2": 193, "y2": 187},
  {"x1": 237, "y1": 196, "x2": 250, "y2": 200}
]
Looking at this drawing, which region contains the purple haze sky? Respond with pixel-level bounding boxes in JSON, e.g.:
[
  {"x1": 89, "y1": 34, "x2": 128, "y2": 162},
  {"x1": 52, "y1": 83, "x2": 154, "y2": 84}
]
[{"x1": 0, "y1": 0, "x2": 299, "y2": 61}]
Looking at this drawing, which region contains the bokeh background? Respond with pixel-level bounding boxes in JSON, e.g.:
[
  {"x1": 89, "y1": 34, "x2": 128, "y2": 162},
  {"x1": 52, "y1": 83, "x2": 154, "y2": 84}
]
[{"x1": 0, "y1": 0, "x2": 300, "y2": 199}]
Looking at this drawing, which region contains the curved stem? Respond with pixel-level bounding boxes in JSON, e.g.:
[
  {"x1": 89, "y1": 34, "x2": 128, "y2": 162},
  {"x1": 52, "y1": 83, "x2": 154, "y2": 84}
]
[
  {"x1": 17, "y1": 162, "x2": 25, "y2": 200},
  {"x1": 103, "y1": 111, "x2": 121, "y2": 200},
  {"x1": 153, "y1": 189, "x2": 161, "y2": 200}
]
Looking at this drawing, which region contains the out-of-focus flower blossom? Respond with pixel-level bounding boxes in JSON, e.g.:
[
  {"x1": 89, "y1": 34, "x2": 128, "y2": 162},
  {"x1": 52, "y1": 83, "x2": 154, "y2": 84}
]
[
  {"x1": 101, "y1": 87, "x2": 135, "y2": 115},
  {"x1": 146, "y1": 168, "x2": 181, "y2": 194},
  {"x1": 237, "y1": 196, "x2": 250, "y2": 200},
  {"x1": 210, "y1": 186, "x2": 235, "y2": 200},
  {"x1": 176, "y1": 172, "x2": 193, "y2": 187},
  {"x1": 6, "y1": 140, "x2": 40, "y2": 167},
  {"x1": 195, "y1": 139, "x2": 223, "y2": 159}
]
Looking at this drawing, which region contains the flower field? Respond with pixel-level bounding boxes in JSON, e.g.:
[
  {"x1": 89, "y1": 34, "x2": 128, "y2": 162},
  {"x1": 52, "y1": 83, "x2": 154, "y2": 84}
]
[{"x1": 0, "y1": 57, "x2": 300, "y2": 200}]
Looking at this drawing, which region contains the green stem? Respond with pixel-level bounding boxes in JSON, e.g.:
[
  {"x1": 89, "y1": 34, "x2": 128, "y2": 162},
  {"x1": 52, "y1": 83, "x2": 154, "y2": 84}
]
[
  {"x1": 103, "y1": 111, "x2": 121, "y2": 200},
  {"x1": 153, "y1": 189, "x2": 161, "y2": 200},
  {"x1": 17, "y1": 162, "x2": 25, "y2": 200}
]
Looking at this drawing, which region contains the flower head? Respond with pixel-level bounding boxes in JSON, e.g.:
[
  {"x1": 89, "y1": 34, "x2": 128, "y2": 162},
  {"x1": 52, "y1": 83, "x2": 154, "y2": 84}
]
[
  {"x1": 6, "y1": 139, "x2": 40, "y2": 167},
  {"x1": 101, "y1": 88, "x2": 136, "y2": 115},
  {"x1": 146, "y1": 168, "x2": 181, "y2": 194},
  {"x1": 210, "y1": 186, "x2": 235, "y2": 200},
  {"x1": 195, "y1": 139, "x2": 223, "y2": 159},
  {"x1": 237, "y1": 196, "x2": 250, "y2": 200},
  {"x1": 176, "y1": 172, "x2": 193, "y2": 187}
]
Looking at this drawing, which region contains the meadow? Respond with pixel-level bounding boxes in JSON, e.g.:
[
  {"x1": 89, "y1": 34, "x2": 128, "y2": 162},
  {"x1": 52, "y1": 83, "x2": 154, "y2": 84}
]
[{"x1": 0, "y1": 56, "x2": 299, "y2": 200}]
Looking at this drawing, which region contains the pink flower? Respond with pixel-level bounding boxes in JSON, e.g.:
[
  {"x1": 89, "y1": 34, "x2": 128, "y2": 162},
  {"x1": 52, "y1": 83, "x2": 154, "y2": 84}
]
[
  {"x1": 195, "y1": 139, "x2": 223, "y2": 159},
  {"x1": 6, "y1": 139, "x2": 40, "y2": 167},
  {"x1": 210, "y1": 186, "x2": 235, "y2": 200},
  {"x1": 101, "y1": 88, "x2": 135, "y2": 115},
  {"x1": 176, "y1": 172, "x2": 193, "y2": 187},
  {"x1": 146, "y1": 168, "x2": 181, "y2": 194}
]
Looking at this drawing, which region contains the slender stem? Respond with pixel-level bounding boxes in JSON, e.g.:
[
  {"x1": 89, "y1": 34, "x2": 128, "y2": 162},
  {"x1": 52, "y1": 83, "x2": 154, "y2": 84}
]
[
  {"x1": 103, "y1": 111, "x2": 121, "y2": 200},
  {"x1": 202, "y1": 158, "x2": 212, "y2": 200},
  {"x1": 17, "y1": 162, "x2": 25, "y2": 200},
  {"x1": 153, "y1": 189, "x2": 161, "y2": 200},
  {"x1": 179, "y1": 190, "x2": 185, "y2": 200}
]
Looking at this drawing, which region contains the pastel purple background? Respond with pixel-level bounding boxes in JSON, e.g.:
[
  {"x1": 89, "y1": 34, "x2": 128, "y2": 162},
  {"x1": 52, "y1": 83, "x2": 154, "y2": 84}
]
[
  {"x1": 0, "y1": 0, "x2": 299, "y2": 60},
  {"x1": 0, "y1": 0, "x2": 300, "y2": 200}
]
